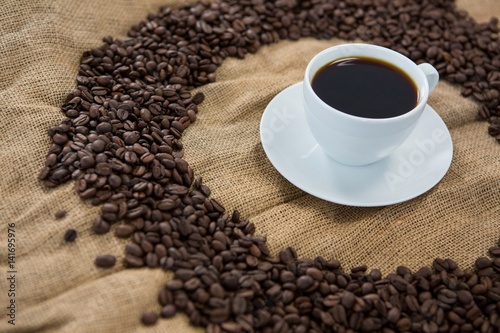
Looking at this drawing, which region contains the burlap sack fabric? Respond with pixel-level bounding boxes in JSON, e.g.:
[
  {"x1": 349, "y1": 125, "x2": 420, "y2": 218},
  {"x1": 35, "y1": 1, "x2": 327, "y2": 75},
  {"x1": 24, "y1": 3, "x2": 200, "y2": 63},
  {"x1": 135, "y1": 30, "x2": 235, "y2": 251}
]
[{"x1": 0, "y1": 0, "x2": 499, "y2": 332}]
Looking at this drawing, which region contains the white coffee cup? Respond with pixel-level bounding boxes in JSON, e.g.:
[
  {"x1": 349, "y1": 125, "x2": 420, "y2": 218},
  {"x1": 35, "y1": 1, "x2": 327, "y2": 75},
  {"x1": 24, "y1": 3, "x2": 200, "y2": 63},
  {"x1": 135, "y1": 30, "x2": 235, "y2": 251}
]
[{"x1": 303, "y1": 43, "x2": 439, "y2": 166}]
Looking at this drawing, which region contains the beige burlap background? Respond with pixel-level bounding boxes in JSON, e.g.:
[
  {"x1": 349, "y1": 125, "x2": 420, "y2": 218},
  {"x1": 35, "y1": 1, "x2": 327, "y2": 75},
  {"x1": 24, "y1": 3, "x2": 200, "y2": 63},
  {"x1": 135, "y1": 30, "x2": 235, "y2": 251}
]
[{"x1": 0, "y1": 1, "x2": 499, "y2": 332}]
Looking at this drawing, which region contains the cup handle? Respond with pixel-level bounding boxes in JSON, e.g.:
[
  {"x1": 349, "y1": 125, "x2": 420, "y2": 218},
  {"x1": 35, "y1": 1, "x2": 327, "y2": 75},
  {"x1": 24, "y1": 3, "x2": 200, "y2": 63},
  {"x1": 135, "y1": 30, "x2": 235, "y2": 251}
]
[{"x1": 418, "y1": 63, "x2": 439, "y2": 92}]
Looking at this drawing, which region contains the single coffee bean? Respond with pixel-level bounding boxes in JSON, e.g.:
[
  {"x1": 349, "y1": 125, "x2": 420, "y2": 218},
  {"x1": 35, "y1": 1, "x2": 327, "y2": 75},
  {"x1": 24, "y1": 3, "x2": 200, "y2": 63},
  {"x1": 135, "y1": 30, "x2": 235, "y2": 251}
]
[
  {"x1": 51, "y1": 168, "x2": 70, "y2": 181},
  {"x1": 341, "y1": 291, "x2": 356, "y2": 309},
  {"x1": 80, "y1": 156, "x2": 95, "y2": 169},
  {"x1": 141, "y1": 311, "x2": 158, "y2": 326},
  {"x1": 124, "y1": 254, "x2": 144, "y2": 268},
  {"x1": 475, "y1": 257, "x2": 491, "y2": 270},
  {"x1": 456, "y1": 290, "x2": 473, "y2": 304},
  {"x1": 306, "y1": 267, "x2": 324, "y2": 281},
  {"x1": 176, "y1": 268, "x2": 195, "y2": 281},
  {"x1": 125, "y1": 243, "x2": 143, "y2": 257},
  {"x1": 387, "y1": 307, "x2": 400, "y2": 323},
  {"x1": 161, "y1": 304, "x2": 176, "y2": 318},
  {"x1": 115, "y1": 224, "x2": 134, "y2": 238},
  {"x1": 296, "y1": 275, "x2": 314, "y2": 290},
  {"x1": 91, "y1": 139, "x2": 106, "y2": 153},
  {"x1": 433, "y1": 258, "x2": 450, "y2": 272},
  {"x1": 489, "y1": 246, "x2": 500, "y2": 257},
  {"x1": 96, "y1": 122, "x2": 112, "y2": 134},
  {"x1": 92, "y1": 217, "x2": 110, "y2": 234},
  {"x1": 64, "y1": 229, "x2": 77, "y2": 242},
  {"x1": 55, "y1": 209, "x2": 67, "y2": 219},
  {"x1": 94, "y1": 254, "x2": 116, "y2": 268}
]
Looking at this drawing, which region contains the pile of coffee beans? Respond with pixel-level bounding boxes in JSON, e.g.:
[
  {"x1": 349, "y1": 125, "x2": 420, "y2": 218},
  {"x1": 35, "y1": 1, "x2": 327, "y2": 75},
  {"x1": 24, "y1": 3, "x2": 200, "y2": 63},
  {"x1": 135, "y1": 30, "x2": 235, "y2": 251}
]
[
  {"x1": 39, "y1": 0, "x2": 500, "y2": 331},
  {"x1": 55, "y1": 209, "x2": 67, "y2": 219}
]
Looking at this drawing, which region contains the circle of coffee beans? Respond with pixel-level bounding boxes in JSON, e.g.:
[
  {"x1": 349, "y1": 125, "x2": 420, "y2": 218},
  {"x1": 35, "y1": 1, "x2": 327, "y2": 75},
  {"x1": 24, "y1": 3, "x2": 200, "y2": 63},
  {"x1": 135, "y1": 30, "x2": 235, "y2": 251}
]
[{"x1": 39, "y1": 0, "x2": 500, "y2": 331}]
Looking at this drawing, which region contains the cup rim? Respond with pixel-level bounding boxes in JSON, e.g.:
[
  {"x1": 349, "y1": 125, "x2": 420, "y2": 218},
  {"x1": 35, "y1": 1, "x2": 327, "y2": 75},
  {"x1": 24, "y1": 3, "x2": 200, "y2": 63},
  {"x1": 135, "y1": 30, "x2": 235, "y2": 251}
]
[{"x1": 304, "y1": 43, "x2": 430, "y2": 123}]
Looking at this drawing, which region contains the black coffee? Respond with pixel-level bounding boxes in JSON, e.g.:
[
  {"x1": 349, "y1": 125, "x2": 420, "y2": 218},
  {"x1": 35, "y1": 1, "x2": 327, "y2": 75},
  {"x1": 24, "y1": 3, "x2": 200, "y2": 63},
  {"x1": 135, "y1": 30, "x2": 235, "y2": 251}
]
[{"x1": 311, "y1": 57, "x2": 418, "y2": 118}]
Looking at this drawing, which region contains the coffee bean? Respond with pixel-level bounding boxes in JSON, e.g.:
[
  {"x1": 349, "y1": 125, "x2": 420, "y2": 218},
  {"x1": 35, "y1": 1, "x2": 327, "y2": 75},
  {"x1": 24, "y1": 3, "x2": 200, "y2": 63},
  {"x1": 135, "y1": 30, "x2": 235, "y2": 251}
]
[
  {"x1": 438, "y1": 289, "x2": 457, "y2": 304},
  {"x1": 475, "y1": 257, "x2": 491, "y2": 270},
  {"x1": 332, "y1": 304, "x2": 347, "y2": 326},
  {"x1": 94, "y1": 254, "x2": 116, "y2": 268},
  {"x1": 296, "y1": 275, "x2": 314, "y2": 290},
  {"x1": 64, "y1": 229, "x2": 77, "y2": 242},
  {"x1": 125, "y1": 243, "x2": 143, "y2": 257},
  {"x1": 306, "y1": 267, "x2": 324, "y2": 281},
  {"x1": 80, "y1": 156, "x2": 95, "y2": 169},
  {"x1": 492, "y1": 258, "x2": 500, "y2": 271},
  {"x1": 141, "y1": 311, "x2": 158, "y2": 326},
  {"x1": 145, "y1": 253, "x2": 158, "y2": 267},
  {"x1": 91, "y1": 139, "x2": 106, "y2": 153},
  {"x1": 477, "y1": 267, "x2": 494, "y2": 277},
  {"x1": 115, "y1": 224, "x2": 134, "y2": 238},
  {"x1": 426, "y1": 46, "x2": 439, "y2": 59},
  {"x1": 487, "y1": 287, "x2": 500, "y2": 301},
  {"x1": 167, "y1": 184, "x2": 189, "y2": 196},
  {"x1": 387, "y1": 307, "x2": 400, "y2": 323},
  {"x1": 457, "y1": 290, "x2": 474, "y2": 304},
  {"x1": 55, "y1": 209, "x2": 67, "y2": 219},
  {"x1": 96, "y1": 122, "x2": 112, "y2": 134},
  {"x1": 176, "y1": 268, "x2": 195, "y2": 281},
  {"x1": 229, "y1": 296, "x2": 245, "y2": 315},
  {"x1": 92, "y1": 217, "x2": 110, "y2": 234},
  {"x1": 51, "y1": 168, "x2": 70, "y2": 181},
  {"x1": 279, "y1": 247, "x2": 296, "y2": 265},
  {"x1": 95, "y1": 163, "x2": 112, "y2": 176},
  {"x1": 396, "y1": 317, "x2": 412, "y2": 331},
  {"x1": 161, "y1": 304, "x2": 176, "y2": 318},
  {"x1": 124, "y1": 254, "x2": 144, "y2": 268},
  {"x1": 433, "y1": 258, "x2": 449, "y2": 272}
]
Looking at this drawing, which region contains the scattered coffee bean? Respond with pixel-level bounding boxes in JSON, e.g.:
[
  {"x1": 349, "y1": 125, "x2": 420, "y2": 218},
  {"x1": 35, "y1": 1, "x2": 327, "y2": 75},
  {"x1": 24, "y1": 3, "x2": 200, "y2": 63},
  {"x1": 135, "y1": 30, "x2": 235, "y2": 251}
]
[
  {"x1": 94, "y1": 254, "x2": 116, "y2": 268},
  {"x1": 55, "y1": 209, "x2": 67, "y2": 219},
  {"x1": 64, "y1": 229, "x2": 77, "y2": 242},
  {"x1": 141, "y1": 311, "x2": 158, "y2": 326},
  {"x1": 40, "y1": 0, "x2": 500, "y2": 331}
]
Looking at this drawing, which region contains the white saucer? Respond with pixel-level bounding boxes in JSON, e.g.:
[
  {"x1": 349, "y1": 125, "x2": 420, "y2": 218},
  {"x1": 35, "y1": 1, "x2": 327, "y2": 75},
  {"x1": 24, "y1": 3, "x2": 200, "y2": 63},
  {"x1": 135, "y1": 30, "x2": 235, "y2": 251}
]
[{"x1": 260, "y1": 82, "x2": 453, "y2": 207}]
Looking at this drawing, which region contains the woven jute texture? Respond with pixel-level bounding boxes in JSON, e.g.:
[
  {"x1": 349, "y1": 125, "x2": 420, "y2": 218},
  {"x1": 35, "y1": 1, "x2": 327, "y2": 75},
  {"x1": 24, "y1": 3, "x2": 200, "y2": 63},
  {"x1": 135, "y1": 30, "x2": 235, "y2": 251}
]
[{"x1": 0, "y1": 1, "x2": 499, "y2": 332}]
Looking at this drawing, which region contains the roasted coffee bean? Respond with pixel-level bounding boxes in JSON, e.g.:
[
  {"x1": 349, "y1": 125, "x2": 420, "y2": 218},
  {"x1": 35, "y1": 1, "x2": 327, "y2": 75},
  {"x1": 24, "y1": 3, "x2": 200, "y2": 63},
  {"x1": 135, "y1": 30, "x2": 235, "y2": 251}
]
[
  {"x1": 80, "y1": 156, "x2": 95, "y2": 169},
  {"x1": 91, "y1": 139, "x2": 106, "y2": 153},
  {"x1": 161, "y1": 304, "x2": 176, "y2": 318},
  {"x1": 94, "y1": 254, "x2": 116, "y2": 268},
  {"x1": 51, "y1": 168, "x2": 70, "y2": 181},
  {"x1": 141, "y1": 311, "x2": 158, "y2": 326},
  {"x1": 64, "y1": 229, "x2": 77, "y2": 242},
  {"x1": 145, "y1": 253, "x2": 159, "y2": 267},
  {"x1": 192, "y1": 92, "x2": 205, "y2": 105},
  {"x1": 489, "y1": 246, "x2": 500, "y2": 257},
  {"x1": 306, "y1": 267, "x2": 324, "y2": 281},
  {"x1": 125, "y1": 243, "x2": 143, "y2": 257},
  {"x1": 55, "y1": 209, "x2": 67, "y2": 219},
  {"x1": 457, "y1": 290, "x2": 474, "y2": 304},
  {"x1": 92, "y1": 217, "x2": 110, "y2": 234},
  {"x1": 475, "y1": 257, "x2": 492, "y2": 270},
  {"x1": 124, "y1": 254, "x2": 144, "y2": 268},
  {"x1": 115, "y1": 224, "x2": 134, "y2": 238}
]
